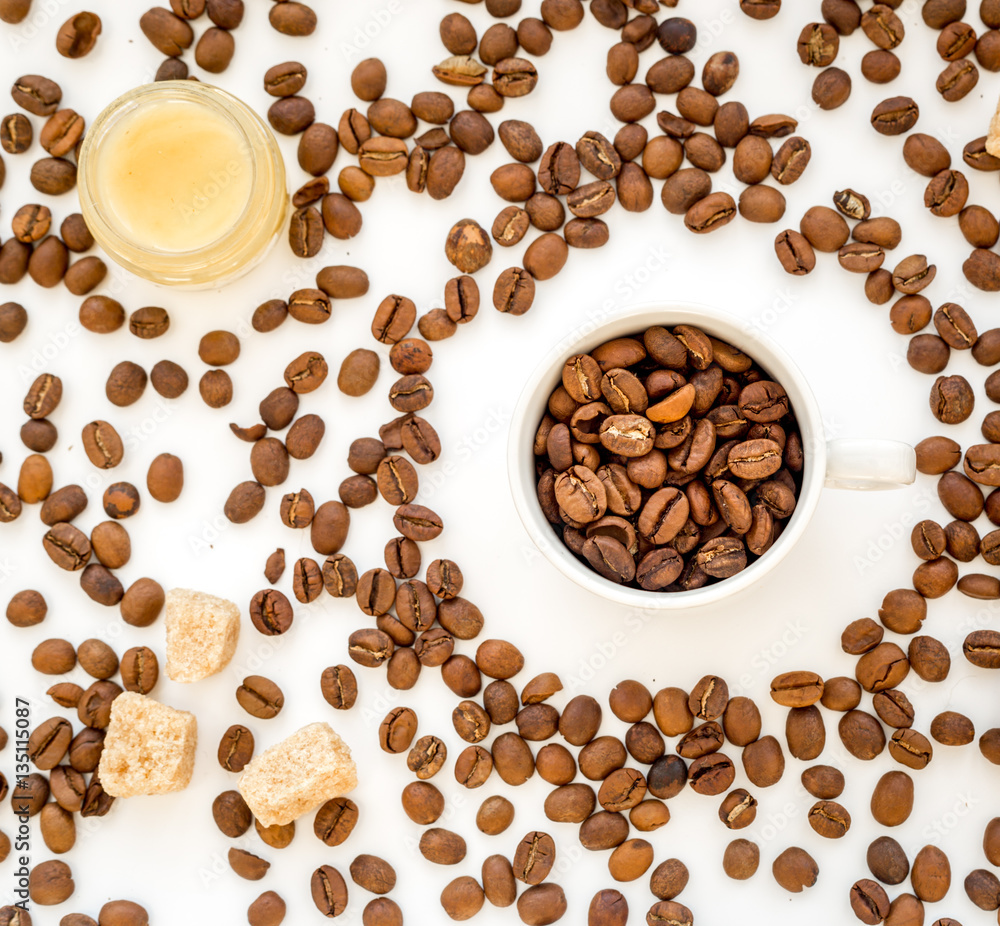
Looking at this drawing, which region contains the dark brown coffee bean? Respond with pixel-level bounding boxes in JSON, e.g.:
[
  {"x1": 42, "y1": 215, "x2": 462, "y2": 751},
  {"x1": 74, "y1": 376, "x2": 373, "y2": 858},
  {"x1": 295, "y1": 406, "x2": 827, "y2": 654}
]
[
  {"x1": 306, "y1": 798, "x2": 355, "y2": 852},
  {"x1": 684, "y1": 192, "x2": 736, "y2": 234},
  {"x1": 27, "y1": 237, "x2": 68, "y2": 289},
  {"x1": 798, "y1": 22, "x2": 839, "y2": 65},
  {"x1": 419, "y1": 828, "x2": 467, "y2": 866},
  {"x1": 965, "y1": 246, "x2": 1000, "y2": 290},
  {"x1": 139, "y1": 7, "x2": 194, "y2": 54},
  {"x1": 838, "y1": 709, "x2": 887, "y2": 760},
  {"x1": 310, "y1": 865, "x2": 347, "y2": 918},
  {"x1": 912, "y1": 325, "x2": 957, "y2": 372},
  {"x1": 236, "y1": 675, "x2": 284, "y2": 719},
  {"x1": 288, "y1": 206, "x2": 323, "y2": 257},
  {"x1": 270, "y1": 1, "x2": 316, "y2": 36},
  {"x1": 264, "y1": 61, "x2": 307, "y2": 97},
  {"x1": 872, "y1": 96, "x2": 919, "y2": 135},
  {"x1": 222, "y1": 481, "x2": 263, "y2": 524},
  {"x1": 925, "y1": 169, "x2": 969, "y2": 217},
  {"x1": 775, "y1": 229, "x2": 817, "y2": 275},
  {"x1": 772, "y1": 847, "x2": 819, "y2": 893},
  {"x1": 910, "y1": 845, "x2": 950, "y2": 902},
  {"x1": 930, "y1": 374, "x2": 974, "y2": 423},
  {"x1": 6, "y1": 589, "x2": 47, "y2": 627},
  {"x1": 863, "y1": 50, "x2": 902, "y2": 86}
]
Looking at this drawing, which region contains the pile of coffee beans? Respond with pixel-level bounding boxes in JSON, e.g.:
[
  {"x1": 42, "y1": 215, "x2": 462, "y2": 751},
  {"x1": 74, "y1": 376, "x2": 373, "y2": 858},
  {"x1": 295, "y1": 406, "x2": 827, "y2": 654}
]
[
  {"x1": 533, "y1": 325, "x2": 802, "y2": 590},
  {"x1": 6, "y1": 0, "x2": 1000, "y2": 924}
]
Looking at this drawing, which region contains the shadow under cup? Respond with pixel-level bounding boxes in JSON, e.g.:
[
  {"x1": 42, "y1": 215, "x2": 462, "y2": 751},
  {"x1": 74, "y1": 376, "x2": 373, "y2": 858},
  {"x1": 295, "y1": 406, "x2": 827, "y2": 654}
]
[{"x1": 508, "y1": 304, "x2": 829, "y2": 610}]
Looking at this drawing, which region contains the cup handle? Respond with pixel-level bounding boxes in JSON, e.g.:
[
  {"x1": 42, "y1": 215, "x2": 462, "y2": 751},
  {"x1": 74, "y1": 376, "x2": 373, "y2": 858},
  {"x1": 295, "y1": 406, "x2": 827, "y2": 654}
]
[{"x1": 824, "y1": 439, "x2": 916, "y2": 490}]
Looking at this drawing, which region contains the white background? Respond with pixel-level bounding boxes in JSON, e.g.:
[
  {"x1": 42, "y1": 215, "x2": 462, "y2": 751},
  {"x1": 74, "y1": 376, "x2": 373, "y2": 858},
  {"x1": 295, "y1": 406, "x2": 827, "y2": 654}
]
[{"x1": 1, "y1": 0, "x2": 1000, "y2": 923}]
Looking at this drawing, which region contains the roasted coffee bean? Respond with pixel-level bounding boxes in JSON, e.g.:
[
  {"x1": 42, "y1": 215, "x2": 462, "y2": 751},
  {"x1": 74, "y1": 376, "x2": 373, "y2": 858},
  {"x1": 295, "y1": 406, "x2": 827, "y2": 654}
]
[
  {"x1": 739, "y1": 185, "x2": 786, "y2": 224},
  {"x1": 236, "y1": 676, "x2": 284, "y2": 719},
  {"x1": 742, "y1": 735, "x2": 785, "y2": 787},
  {"x1": 910, "y1": 845, "x2": 950, "y2": 902},
  {"x1": 871, "y1": 96, "x2": 919, "y2": 135},
  {"x1": 313, "y1": 796, "x2": 358, "y2": 847},
  {"x1": 688, "y1": 752, "x2": 735, "y2": 795},
  {"x1": 213, "y1": 788, "x2": 253, "y2": 837},
  {"x1": 255, "y1": 818, "x2": 294, "y2": 850},
  {"x1": 516, "y1": 883, "x2": 567, "y2": 925},
  {"x1": 807, "y1": 799, "x2": 850, "y2": 839},
  {"x1": 310, "y1": 865, "x2": 347, "y2": 917},
  {"x1": 798, "y1": 22, "x2": 839, "y2": 65},
  {"x1": 723, "y1": 838, "x2": 760, "y2": 882},
  {"x1": 27, "y1": 858, "x2": 74, "y2": 904},
  {"x1": 870, "y1": 769, "x2": 914, "y2": 827},
  {"x1": 772, "y1": 846, "x2": 818, "y2": 893},
  {"x1": 30, "y1": 157, "x2": 77, "y2": 195},
  {"x1": 771, "y1": 137, "x2": 811, "y2": 184},
  {"x1": 775, "y1": 230, "x2": 817, "y2": 275},
  {"x1": 419, "y1": 828, "x2": 467, "y2": 866},
  {"x1": 402, "y1": 781, "x2": 444, "y2": 826},
  {"x1": 90, "y1": 521, "x2": 132, "y2": 569},
  {"x1": 718, "y1": 788, "x2": 757, "y2": 830},
  {"x1": 0, "y1": 241, "x2": 28, "y2": 285},
  {"x1": 850, "y1": 879, "x2": 890, "y2": 925},
  {"x1": 964, "y1": 868, "x2": 1000, "y2": 910},
  {"x1": 812, "y1": 66, "x2": 852, "y2": 109},
  {"x1": 379, "y1": 707, "x2": 417, "y2": 755},
  {"x1": 929, "y1": 374, "x2": 974, "y2": 424}
]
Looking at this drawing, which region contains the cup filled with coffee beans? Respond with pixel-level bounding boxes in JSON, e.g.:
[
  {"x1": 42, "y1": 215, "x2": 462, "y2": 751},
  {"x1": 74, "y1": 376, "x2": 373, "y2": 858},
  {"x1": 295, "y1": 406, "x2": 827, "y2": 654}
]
[{"x1": 509, "y1": 304, "x2": 917, "y2": 608}]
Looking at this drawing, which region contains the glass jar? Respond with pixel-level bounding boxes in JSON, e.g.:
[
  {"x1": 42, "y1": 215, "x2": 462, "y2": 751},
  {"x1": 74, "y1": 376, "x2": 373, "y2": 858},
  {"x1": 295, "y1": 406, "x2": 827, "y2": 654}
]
[{"x1": 77, "y1": 81, "x2": 287, "y2": 288}]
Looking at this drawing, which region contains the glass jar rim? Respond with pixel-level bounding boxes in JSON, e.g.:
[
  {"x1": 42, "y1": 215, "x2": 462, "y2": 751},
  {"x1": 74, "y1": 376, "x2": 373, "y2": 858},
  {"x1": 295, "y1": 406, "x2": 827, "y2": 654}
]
[{"x1": 78, "y1": 81, "x2": 268, "y2": 262}]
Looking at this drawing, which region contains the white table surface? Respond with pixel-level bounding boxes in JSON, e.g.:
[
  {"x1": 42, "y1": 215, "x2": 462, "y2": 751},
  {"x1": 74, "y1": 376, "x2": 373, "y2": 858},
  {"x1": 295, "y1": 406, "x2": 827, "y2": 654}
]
[{"x1": 1, "y1": 0, "x2": 999, "y2": 923}]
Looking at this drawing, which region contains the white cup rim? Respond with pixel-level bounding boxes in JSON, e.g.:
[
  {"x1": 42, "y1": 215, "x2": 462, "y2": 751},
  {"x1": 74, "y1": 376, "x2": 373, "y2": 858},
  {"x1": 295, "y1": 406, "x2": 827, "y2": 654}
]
[{"x1": 506, "y1": 301, "x2": 828, "y2": 610}]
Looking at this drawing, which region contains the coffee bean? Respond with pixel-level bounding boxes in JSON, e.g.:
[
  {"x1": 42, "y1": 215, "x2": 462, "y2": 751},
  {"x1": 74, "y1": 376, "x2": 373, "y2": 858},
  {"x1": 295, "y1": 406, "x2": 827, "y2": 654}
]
[
  {"x1": 850, "y1": 879, "x2": 890, "y2": 925},
  {"x1": 722, "y1": 838, "x2": 759, "y2": 882},
  {"x1": 812, "y1": 66, "x2": 851, "y2": 109},
  {"x1": 0, "y1": 301, "x2": 27, "y2": 342},
  {"x1": 236, "y1": 675, "x2": 284, "y2": 719},
  {"x1": 516, "y1": 884, "x2": 567, "y2": 925},
  {"x1": 419, "y1": 827, "x2": 467, "y2": 866},
  {"x1": 772, "y1": 846, "x2": 818, "y2": 893},
  {"x1": 264, "y1": 60, "x2": 307, "y2": 97},
  {"x1": 379, "y1": 707, "x2": 417, "y2": 754},
  {"x1": 310, "y1": 865, "x2": 347, "y2": 917},
  {"x1": 684, "y1": 192, "x2": 736, "y2": 233},
  {"x1": 738, "y1": 185, "x2": 786, "y2": 224},
  {"x1": 314, "y1": 796, "x2": 358, "y2": 846},
  {"x1": 6, "y1": 589, "x2": 46, "y2": 627},
  {"x1": 213, "y1": 789, "x2": 253, "y2": 838},
  {"x1": 861, "y1": 49, "x2": 900, "y2": 84},
  {"x1": 28, "y1": 859, "x2": 74, "y2": 905},
  {"x1": 807, "y1": 799, "x2": 850, "y2": 839},
  {"x1": 871, "y1": 96, "x2": 919, "y2": 135},
  {"x1": 775, "y1": 229, "x2": 817, "y2": 274},
  {"x1": 349, "y1": 854, "x2": 396, "y2": 896},
  {"x1": 911, "y1": 845, "x2": 951, "y2": 903},
  {"x1": 930, "y1": 374, "x2": 974, "y2": 423}
]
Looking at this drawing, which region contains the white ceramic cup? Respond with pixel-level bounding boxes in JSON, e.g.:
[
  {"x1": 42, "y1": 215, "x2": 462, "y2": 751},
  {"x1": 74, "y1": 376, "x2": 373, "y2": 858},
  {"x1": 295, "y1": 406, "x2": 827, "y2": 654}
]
[{"x1": 507, "y1": 303, "x2": 917, "y2": 609}]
